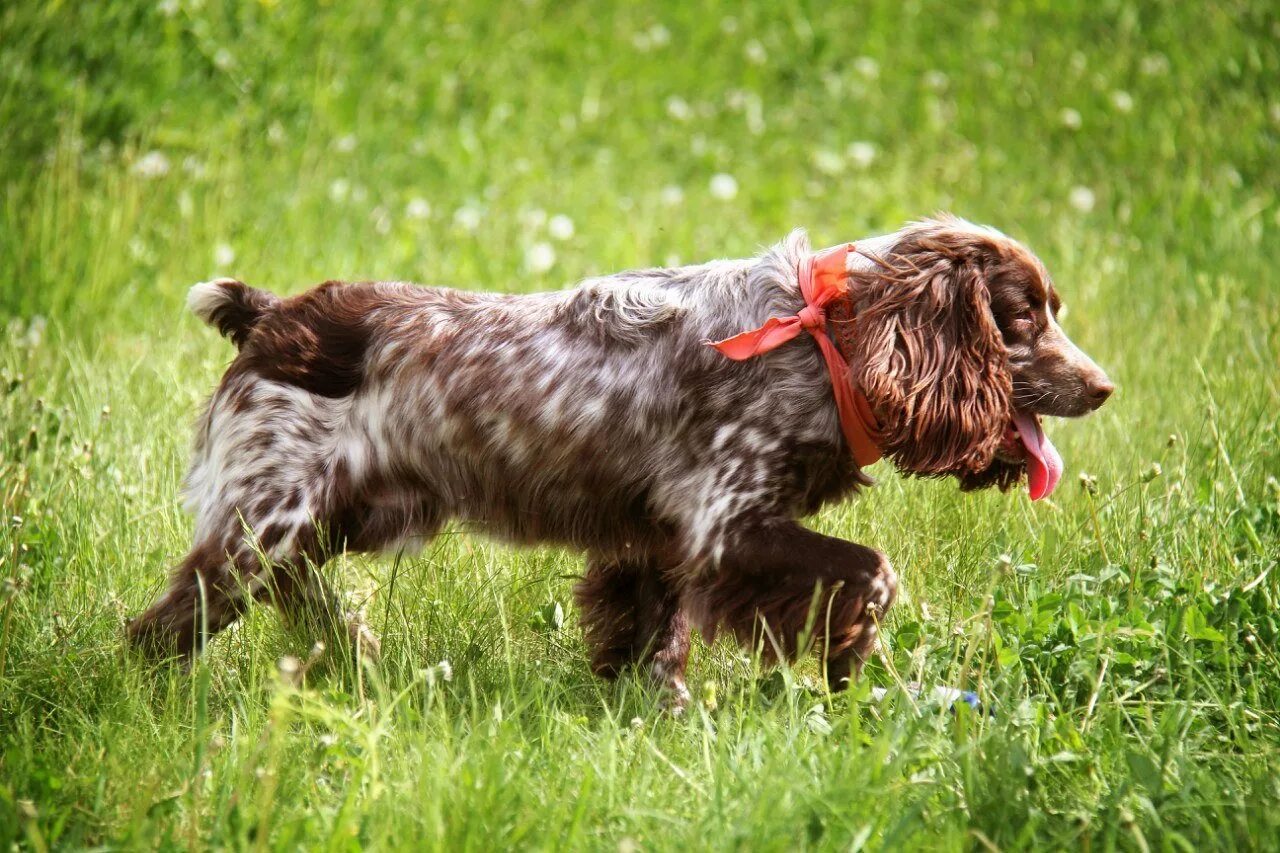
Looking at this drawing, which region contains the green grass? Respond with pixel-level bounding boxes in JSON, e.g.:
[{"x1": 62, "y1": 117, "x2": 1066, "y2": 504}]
[{"x1": 2, "y1": 0, "x2": 1279, "y2": 848}]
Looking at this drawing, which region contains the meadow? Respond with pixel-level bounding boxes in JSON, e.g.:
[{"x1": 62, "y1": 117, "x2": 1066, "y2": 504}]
[{"x1": 1, "y1": 0, "x2": 1278, "y2": 848}]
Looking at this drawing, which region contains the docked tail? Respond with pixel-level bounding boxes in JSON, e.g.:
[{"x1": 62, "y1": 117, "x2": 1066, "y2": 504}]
[{"x1": 186, "y1": 278, "x2": 280, "y2": 348}]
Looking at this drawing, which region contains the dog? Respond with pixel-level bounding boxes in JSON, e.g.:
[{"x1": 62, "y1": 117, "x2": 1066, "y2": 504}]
[{"x1": 129, "y1": 215, "x2": 1112, "y2": 707}]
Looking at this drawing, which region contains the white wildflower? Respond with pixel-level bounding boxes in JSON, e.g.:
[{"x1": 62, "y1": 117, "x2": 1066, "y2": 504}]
[
  {"x1": 453, "y1": 204, "x2": 483, "y2": 231},
  {"x1": 437, "y1": 659, "x2": 453, "y2": 681},
  {"x1": 1060, "y1": 108, "x2": 1082, "y2": 130},
  {"x1": 525, "y1": 242, "x2": 556, "y2": 273},
  {"x1": 744, "y1": 40, "x2": 767, "y2": 65},
  {"x1": 660, "y1": 184, "x2": 684, "y2": 206},
  {"x1": 709, "y1": 173, "x2": 738, "y2": 200},
  {"x1": 267, "y1": 121, "x2": 286, "y2": 145},
  {"x1": 334, "y1": 134, "x2": 357, "y2": 153},
  {"x1": 1069, "y1": 186, "x2": 1096, "y2": 213},
  {"x1": 548, "y1": 214, "x2": 575, "y2": 241},
  {"x1": 405, "y1": 198, "x2": 431, "y2": 220},
  {"x1": 157, "y1": 0, "x2": 179, "y2": 17},
  {"x1": 277, "y1": 655, "x2": 301, "y2": 685},
  {"x1": 371, "y1": 205, "x2": 391, "y2": 235},
  {"x1": 647, "y1": 24, "x2": 670, "y2": 47},
  {"x1": 213, "y1": 242, "x2": 236, "y2": 268},
  {"x1": 213, "y1": 48, "x2": 234, "y2": 71},
  {"x1": 519, "y1": 207, "x2": 547, "y2": 229},
  {"x1": 1111, "y1": 90, "x2": 1134, "y2": 113},
  {"x1": 665, "y1": 96, "x2": 692, "y2": 122},
  {"x1": 923, "y1": 70, "x2": 949, "y2": 90},
  {"x1": 22, "y1": 316, "x2": 46, "y2": 348},
  {"x1": 846, "y1": 141, "x2": 877, "y2": 168},
  {"x1": 1139, "y1": 53, "x2": 1170, "y2": 76},
  {"x1": 328, "y1": 178, "x2": 350, "y2": 203},
  {"x1": 132, "y1": 151, "x2": 170, "y2": 179},
  {"x1": 854, "y1": 56, "x2": 880, "y2": 79},
  {"x1": 720, "y1": 16, "x2": 738, "y2": 34},
  {"x1": 812, "y1": 148, "x2": 843, "y2": 175}
]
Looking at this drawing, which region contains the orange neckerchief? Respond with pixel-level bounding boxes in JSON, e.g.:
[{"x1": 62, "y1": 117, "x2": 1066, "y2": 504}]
[{"x1": 706, "y1": 242, "x2": 883, "y2": 467}]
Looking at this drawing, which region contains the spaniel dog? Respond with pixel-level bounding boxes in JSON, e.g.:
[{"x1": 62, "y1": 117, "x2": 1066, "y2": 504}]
[{"x1": 129, "y1": 216, "x2": 1112, "y2": 707}]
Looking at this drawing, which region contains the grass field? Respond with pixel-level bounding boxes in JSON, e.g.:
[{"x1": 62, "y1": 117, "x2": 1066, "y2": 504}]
[{"x1": 2, "y1": 0, "x2": 1279, "y2": 848}]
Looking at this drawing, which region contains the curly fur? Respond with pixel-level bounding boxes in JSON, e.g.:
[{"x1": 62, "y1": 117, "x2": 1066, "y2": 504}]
[{"x1": 129, "y1": 216, "x2": 1110, "y2": 709}]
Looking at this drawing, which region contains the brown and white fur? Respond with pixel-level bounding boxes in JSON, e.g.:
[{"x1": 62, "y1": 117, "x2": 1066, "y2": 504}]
[{"x1": 129, "y1": 216, "x2": 1112, "y2": 707}]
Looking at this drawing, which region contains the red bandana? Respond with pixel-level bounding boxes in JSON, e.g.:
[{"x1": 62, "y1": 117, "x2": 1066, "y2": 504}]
[{"x1": 706, "y1": 243, "x2": 883, "y2": 467}]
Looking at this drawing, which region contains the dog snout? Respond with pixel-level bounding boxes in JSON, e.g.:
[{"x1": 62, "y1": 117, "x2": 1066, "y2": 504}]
[{"x1": 1084, "y1": 373, "x2": 1114, "y2": 409}]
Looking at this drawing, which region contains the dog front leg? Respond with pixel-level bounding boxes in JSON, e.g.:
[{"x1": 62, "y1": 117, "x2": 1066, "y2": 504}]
[{"x1": 683, "y1": 520, "x2": 897, "y2": 691}]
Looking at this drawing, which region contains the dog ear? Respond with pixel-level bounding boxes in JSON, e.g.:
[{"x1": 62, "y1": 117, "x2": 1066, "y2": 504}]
[{"x1": 845, "y1": 225, "x2": 1013, "y2": 478}]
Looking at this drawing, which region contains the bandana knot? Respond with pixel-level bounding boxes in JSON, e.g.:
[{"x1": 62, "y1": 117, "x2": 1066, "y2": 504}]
[
  {"x1": 705, "y1": 242, "x2": 883, "y2": 468},
  {"x1": 796, "y1": 303, "x2": 825, "y2": 331}
]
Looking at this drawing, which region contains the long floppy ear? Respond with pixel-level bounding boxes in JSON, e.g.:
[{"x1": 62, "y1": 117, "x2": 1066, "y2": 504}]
[{"x1": 844, "y1": 224, "x2": 1013, "y2": 478}]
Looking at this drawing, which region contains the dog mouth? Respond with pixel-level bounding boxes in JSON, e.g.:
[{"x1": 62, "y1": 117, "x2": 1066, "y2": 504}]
[{"x1": 996, "y1": 412, "x2": 1064, "y2": 501}]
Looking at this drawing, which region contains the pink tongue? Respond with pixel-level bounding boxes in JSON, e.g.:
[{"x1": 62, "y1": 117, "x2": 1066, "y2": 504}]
[{"x1": 1013, "y1": 412, "x2": 1064, "y2": 501}]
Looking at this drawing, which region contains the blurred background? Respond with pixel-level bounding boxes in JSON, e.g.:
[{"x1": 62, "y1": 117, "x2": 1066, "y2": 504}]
[{"x1": 1, "y1": 1, "x2": 1278, "y2": 848}]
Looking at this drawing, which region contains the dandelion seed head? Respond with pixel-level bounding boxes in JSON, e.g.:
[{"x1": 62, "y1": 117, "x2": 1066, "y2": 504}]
[
  {"x1": 709, "y1": 173, "x2": 738, "y2": 200},
  {"x1": 665, "y1": 96, "x2": 692, "y2": 122},
  {"x1": 525, "y1": 242, "x2": 556, "y2": 273},
  {"x1": 132, "y1": 151, "x2": 170, "y2": 179},
  {"x1": 405, "y1": 197, "x2": 432, "y2": 220},
  {"x1": 1069, "y1": 186, "x2": 1096, "y2": 213},
  {"x1": 846, "y1": 141, "x2": 877, "y2": 168},
  {"x1": 1139, "y1": 53, "x2": 1170, "y2": 76},
  {"x1": 548, "y1": 214, "x2": 575, "y2": 241},
  {"x1": 213, "y1": 242, "x2": 235, "y2": 268},
  {"x1": 854, "y1": 56, "x2": 880, "y2": 79},
  {"x1": 454, "y1": 204, "x2": 483, "y2": 232},
  {"x1": 813, "y1": 148, "x2": 843, "y2": 175}
]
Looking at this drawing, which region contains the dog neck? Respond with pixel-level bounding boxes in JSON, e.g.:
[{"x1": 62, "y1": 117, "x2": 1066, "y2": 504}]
[{"x1": 707, "y1": 243, "x2": 884, "y2": 467}]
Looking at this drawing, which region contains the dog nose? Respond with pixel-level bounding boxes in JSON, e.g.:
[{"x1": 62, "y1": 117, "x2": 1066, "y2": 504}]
[{"x1": 1086, "y1": 375, "x2": 1115, "y2": 407}]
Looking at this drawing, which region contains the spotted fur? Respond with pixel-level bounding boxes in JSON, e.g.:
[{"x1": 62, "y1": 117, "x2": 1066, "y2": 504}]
[{"x1": 129, "y1": 217, "x2": 1111, "y2": 707}]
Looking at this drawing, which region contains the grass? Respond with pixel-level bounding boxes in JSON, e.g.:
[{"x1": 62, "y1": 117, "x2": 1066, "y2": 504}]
[{"x1": 1, "y1": 0, "x2": 1278, "y2": 848}]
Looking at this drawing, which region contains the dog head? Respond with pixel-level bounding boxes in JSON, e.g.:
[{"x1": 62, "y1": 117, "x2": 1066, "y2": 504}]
[{"x1": 845, "y1": 216, "x2": 1112, "y2": 497}]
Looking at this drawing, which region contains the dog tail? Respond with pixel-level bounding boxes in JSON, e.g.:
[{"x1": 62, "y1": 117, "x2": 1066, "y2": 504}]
[{"x1": 187, "y1": 278, "x2": 280, "y2": 348}]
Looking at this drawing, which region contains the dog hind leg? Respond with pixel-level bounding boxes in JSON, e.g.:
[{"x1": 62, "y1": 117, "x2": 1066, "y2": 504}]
[{"x1": 575, "y1": 555, "x2": 691, "y2": 709}]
